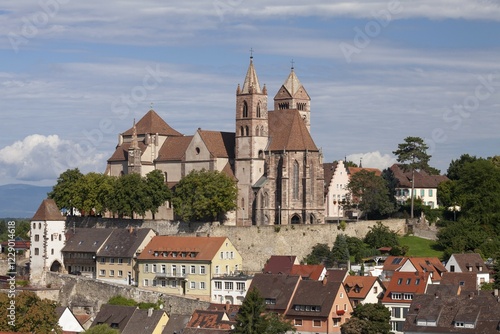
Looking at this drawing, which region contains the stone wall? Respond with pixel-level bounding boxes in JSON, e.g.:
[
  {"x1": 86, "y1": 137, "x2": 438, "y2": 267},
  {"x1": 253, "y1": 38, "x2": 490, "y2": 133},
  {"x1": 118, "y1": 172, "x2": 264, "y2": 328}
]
[
  {"x1": 67, "y1": 217, "x2": 406, "y2": 273},
  {"x1": 44, "y1": 272, "x2": 209, "y2": 317}
]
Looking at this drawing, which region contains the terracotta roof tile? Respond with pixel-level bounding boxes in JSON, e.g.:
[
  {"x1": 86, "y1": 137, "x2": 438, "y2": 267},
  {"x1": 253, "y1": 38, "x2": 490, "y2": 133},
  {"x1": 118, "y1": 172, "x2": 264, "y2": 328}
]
[
  {"x1": 186, "y1": 309, "x2": 234, "y2": 330},
  {"x1": 156, "y1": 136, "x2": 193, "y2": 161},
  {"x1": 248, "y1": 273, "x2": 301, "y2": 312},
  {"x1": 381, "y1": 271, "x2": 429, "y2": 304},
  {"x1": 32, "y1": 199, "x2": 64, "y2": 221},
  {"x1": 344, "y1": 276, "x2": 380, "y2": 299},
  {"x1": 326, "y1": 268, "x2": 349, "y2": 283},
  {"x1": 107, "y1": 141, "x2": 147, "y2": 162},
  {"x1": 122, "y1": 110, "x2": 182, "y2": 136},
  {"x1": 286, "y1": 280, "x2": 342, "y2": 318},
  {"x1": 198, "y1": 130, "x2": 235, "y2": 158},
  {"x1": 390, "y1": 164, "x2": 449, "y2": 188},
  {"x1": 137, "y1": 236, "x2": 228, "y2": 261},
  {"x1": 348, "y1": 167, "x2": 382, "y2": 176},
  {"x1": 268, "y1": 110, "x2": 318, "y2": 152},
  {"x1": 263, "y1": 255, "x2": 298, "y2": 274},
  {"x1": 290, "y1": 264, "x2": 325, "y2": 280}
]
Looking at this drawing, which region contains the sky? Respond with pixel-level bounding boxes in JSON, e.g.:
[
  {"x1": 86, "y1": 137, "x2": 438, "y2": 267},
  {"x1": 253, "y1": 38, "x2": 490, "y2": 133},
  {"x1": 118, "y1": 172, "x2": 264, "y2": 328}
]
[{"x1": 1, "y1": 1, "x2": 499, "y2": 187}]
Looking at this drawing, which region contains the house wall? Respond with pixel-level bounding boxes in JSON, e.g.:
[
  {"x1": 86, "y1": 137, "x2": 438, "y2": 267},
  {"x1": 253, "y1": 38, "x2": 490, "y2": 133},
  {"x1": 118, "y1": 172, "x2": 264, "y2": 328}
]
[
  {"x1": 330, "y1": 284, "x2": 352, "y2": 332},
  {"x1": 324, "y1": 160, "x2": 349, "y2": 219},
  {"x1": 30, "y1": 219, "x2": 66, "y2": 281},
  {"x1": 59, "y1": 308, "x2": 85, "y2": 333},
  {"x1": 445, "y1": 256, "x2": 490, "y2": 286},
  {"x1": 97, "y1": 257, "x2": 133, "y2": 285},
  {"x1": 395, "y1": 187, "x2": 438, "y2": 208}
]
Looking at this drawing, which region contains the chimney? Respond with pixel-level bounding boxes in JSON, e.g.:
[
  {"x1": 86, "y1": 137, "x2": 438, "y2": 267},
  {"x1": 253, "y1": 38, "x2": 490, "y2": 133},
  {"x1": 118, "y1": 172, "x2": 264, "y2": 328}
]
[
  {"x1": 322, "y1": 273, "x2": 328, "y2": 286},
  {"x1": 148, "y1": 307, "x2": 153, "y2": 317},
  {"x1": 225, "y1": 301, "x2": 230, "y2": 313}
]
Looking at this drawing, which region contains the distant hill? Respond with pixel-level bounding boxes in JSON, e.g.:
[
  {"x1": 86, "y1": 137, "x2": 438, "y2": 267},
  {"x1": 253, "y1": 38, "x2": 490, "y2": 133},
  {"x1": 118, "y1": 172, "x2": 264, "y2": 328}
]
[{"x1": 0, "y1": 184, "x2": 53, "y2": 219}]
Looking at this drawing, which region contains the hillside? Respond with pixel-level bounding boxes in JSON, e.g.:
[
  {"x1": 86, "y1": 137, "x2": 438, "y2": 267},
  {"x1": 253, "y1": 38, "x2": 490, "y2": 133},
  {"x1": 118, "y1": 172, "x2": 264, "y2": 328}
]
[{"x1": 0, "y1": 184, "x2": 52, "y2": 219}]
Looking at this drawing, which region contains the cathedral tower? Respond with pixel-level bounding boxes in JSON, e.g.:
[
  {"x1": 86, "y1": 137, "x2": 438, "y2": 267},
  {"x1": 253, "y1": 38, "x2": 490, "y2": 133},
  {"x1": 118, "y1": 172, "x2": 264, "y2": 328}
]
[
  {"x1": 235, "y1": 56, "x2": 268, "y2": 226},
  {"x1": 128, "y1": 120, "x2": 142, "y2": 174},
  {"x1": 273, "y1": 65, "x2": 311, "y2": 132}
]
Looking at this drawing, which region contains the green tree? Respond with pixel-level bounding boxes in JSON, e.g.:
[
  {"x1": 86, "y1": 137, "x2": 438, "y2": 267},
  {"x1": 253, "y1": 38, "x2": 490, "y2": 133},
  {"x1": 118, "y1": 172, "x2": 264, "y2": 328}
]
[
  {"x1": 348, "y1": 170, "x2": 395, "y2": 219},
  {"x1": 436, "y1": 219, "x2": 490, "y2": 258},
  {"x1": 111, "y1": 173, "x2": 150, "y2": 218},
  {"x1": 364, "y1": 221, "x2": 399, "y2": 249},
  {"x1": 107, "y1": 295, "x2": 137, "y2": 307},
  {"x1": 331, "y1": 234, "x2": 350, "y2": 267},
  {"x1": 341, "y1": 303, "x2": 391, "y2": 334},
  {"x1": 233, "y1": 287, "x2": 295, "y2": 334},
  {"x1": 0, "y1": 291, "x2": 62, "y2": 333},
  {"x1": 172, "y1": 169, "x2": 237, "y2": 222},
  {"x1": 393, "y1": 136, "x2": 432, "y2": 219},
  {"x1": 446, "y1": 154, "x2": 478, "y2": 180},
  {"x1": 48, "y1": 168, "x2": 84, "y2": 214},
  {"x1": 493, "y1": 256, "x2": 500, "y2": 290},
  {"x1": 84, "y1": 324, "x2": 120, "y2": 334},
  {"x1": 145, "y1": 169, "x2": 172, "y2": 219},
  {"x1": 73, "y1": 172, "x2": 111, "y2": 216},
  {"x1": 303, "y1": 243, "x2": 333, "y2": 267}
]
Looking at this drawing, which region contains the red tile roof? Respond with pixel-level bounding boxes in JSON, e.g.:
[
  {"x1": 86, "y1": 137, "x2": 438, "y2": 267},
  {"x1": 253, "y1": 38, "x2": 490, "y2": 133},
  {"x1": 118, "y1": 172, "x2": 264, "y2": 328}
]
[
  {"x1": 404, "y1": 257, "x2": 447, "y2": 281},
  {"x1": 137, "y1": 236, "x2": 228, "y2": 261},
  {"x1": 290, "y1": 264, "x2": 325, "y2": 281},
  {"x1": 263, "y1": 255, "x2": 298, "y2": 274},
  {"x1": 381, "y1": 271, "x2": 429, "y2": 304},
  {"x1": 348, "y1": 167, "x2": 382, "y2": 177},
  {"x1": 156, "y1": 136, "x2": 193, "y2": 161},
  {"x1": 198, "y1": 130, "x2": 235, "y2": 159},
  {"x1": 107, "y1": 141, "x2": 147, "y2": 162},
  {"x1": 32, "y1": 199, "x2": 64, "y2": 221},
  {"x1": 344, "y1": 275, "x2": 380, "y2": 299},
  {"x1": 268, "y1": 110, "x2": 318, "y2": 151},
  {"x1": 390, "y1": 164, "x2": 448, "y2": 188},
  {"x1": 122, "y1": 110, "x2": 182, "y2": 137}
]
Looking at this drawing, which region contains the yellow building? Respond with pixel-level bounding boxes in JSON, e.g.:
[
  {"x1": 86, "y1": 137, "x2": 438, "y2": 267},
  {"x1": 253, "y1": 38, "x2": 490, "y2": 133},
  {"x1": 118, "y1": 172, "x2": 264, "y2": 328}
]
[{"x1": 137, "y1": 236, "x2": 242, "y2": 301}]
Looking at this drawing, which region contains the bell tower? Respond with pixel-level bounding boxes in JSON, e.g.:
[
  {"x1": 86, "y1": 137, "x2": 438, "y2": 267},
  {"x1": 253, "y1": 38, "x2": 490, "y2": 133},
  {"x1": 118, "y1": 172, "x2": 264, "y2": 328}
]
[
  {"x1": 128, "y1": 119, "x2": 142, "y2": 174},
  {"x1": 235, "y1": 55, "x2": 268, "y2": 226}
]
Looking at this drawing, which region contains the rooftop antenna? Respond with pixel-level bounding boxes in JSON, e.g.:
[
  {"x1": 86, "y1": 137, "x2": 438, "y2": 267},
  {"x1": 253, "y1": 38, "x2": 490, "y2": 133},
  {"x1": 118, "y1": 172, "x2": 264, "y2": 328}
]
[{"x1": 290, "y1": 59, "x2": 295, "y2": 71}]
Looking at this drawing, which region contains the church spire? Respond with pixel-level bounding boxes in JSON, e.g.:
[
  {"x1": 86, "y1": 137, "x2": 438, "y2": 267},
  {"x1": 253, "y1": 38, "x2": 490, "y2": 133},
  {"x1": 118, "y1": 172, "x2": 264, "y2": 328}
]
[
  {"x1": 130, "y1": 118, "x2": 139, "y2": 149},
  {"x1": 240, "y1": 53, "x2": 262, "y2": 94}
]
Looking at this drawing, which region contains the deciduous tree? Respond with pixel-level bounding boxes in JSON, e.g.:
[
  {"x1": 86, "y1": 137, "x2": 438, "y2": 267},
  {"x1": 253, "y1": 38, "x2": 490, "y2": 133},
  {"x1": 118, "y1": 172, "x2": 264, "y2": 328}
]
[
  {"x1": 145, "y1": 169, "x2": 171, "y2": 219},
  {"x1": 341, "y1": 303, "x2": 391, "y2": 334},
  {"x1": 348, "y1": 170, "x2": 395, "y2": 219},
  {"x1": 84, "y1": 324, "x2": 120, "y2": 334},
  {"x1": 48, "y1": 168, "x2": 83, "y2": 214},
  {"x1": 364, "y1": 221, "x2": 399, "y2": 249},
  {"x1": 303, "y1": 243, "x2": 333, "y2": 267}
]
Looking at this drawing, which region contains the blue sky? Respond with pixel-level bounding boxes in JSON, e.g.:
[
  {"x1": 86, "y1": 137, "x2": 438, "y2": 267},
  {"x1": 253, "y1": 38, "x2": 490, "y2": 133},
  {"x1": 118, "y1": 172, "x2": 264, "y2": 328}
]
[{"x1": 1, "y1": 1, "x2": 499, "y2": 186}]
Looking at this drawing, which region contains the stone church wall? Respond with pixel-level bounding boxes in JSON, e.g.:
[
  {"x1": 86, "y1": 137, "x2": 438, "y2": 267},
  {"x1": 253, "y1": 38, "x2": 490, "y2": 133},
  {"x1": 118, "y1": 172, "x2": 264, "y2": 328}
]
[{"x1": 67, "y1": 217, "x2": 406, "y2": 273}]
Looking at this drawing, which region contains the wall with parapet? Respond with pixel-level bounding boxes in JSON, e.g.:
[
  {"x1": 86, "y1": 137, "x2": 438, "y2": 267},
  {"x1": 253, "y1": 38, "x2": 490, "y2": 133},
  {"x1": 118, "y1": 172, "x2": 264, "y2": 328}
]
[{"x1": 66, "y1": 217, "x2": 406, "y2": 273}]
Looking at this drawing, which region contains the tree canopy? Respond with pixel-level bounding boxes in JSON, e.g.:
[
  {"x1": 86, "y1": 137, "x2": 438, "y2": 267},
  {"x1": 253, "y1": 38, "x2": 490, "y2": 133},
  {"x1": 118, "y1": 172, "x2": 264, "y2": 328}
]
[
  {"x1": 0, "y1": 291, "x2": 62, "y2": 333},
  {"x1": 172, "y1": 169, "x2": 237, "y2": 222},
  {"x1": 233, "y1": 287, "x2": 295, "y2": 334},
  {"x1": 84, "y1": 324, "x2": 120, "y2": 334},
  {"x1": 48, "y1": 168, "x2": 84, "y2": 215},
  {"x1": 364, "y1": 221, "x2": 399, "y2": 249},
  {"x1": 341, "y1": 303, "x2": 391, "y2": 334},
  {"x1": 348, "y1": 170, "x2": 395, "y2": 219}
]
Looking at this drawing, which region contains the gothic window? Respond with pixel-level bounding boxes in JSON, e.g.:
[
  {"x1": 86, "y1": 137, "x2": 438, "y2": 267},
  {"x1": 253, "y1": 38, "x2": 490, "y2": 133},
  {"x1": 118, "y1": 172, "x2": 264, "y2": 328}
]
[
  {"x1": 291, "y1": 215, "x2": 301, "y2": 224},
  {"x1": 240, "y1": 126, "x2": 244, "y2": 136},
  {"x1": 241, "y1": 198, "x2": 245, "y2": 210},
  {"x1": 245, "y1": 126, "x2": 249, "y2": 136},
  {"x1": 264, "y1": 192, "x2": 269, "y2": 207},
  {"x1": 279, "y1": 102, "x2": 289, "y2": 110},
  {"x1": 293, "y1": 160, "x2": 299, "y2": 200},
  {"x1": 243, "y1": 101, "x2": 248, "y2": 118},
  {"x1": 310, "y1": 164, "x2": 315, "y2": 201},
  {"x1": 260, "y1": 125, "x2": 265, "y2": 136},
  {"x1": 256, "y1": 103, "x2": 261, "y2": 117},
  {"x1": 298, "y1": 102, "x2": 306, "y2": 111},
  {"x1": 255, "y1": 126, "x2": 260, "y2": 136}
]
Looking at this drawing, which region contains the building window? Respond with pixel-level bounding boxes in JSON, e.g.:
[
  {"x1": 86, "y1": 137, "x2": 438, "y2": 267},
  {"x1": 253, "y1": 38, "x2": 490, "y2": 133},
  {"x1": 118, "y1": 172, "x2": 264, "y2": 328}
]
[
  {"x1": 110, "y1": 270, "x2": 114, "y2": 277},
  {"x1": 144, "y1": 279, "x2": 149, "y2": 287},
  {"x1": 256, "y1": 103, "x2": 261, "y2": 117},
  {"x1": 144, "y1": 264, "x2": 149, "y2": 273},
  {"x1": 373, "y1": 286, "x2": 378, "y2": 293},
  {"x1": 118, "y1": 258, "x2": 123, "y2": 264},
  {"x1": 110, "y1": 258, "x2": 115, "y2": 264},
  {"x1": 161, "y1": 264, "x2": 166, "y2": 274},
  {"x1": 35, "y1": 234, "x2": 39, "y2": 241},
  {"x1": 171, "y1": 280, "x2": 177, "y2": 288},
  {"x1": 310, "y1": 165, "x2": 315, "y2": 201},
  {"x1": 200, "y1": 282, "x2": 206, "y2": 289},
  {"x1": 220, "y1": 252, "x2": 224, "y2": 259},
  {"x1": 152, "y1": 264, "x2": 157, "y2": 273},
  {"x1": 190, "y1": 281, "x2": 196, "y2": 289},
  {"x1": 429, "y1": 189, "x2": 433, "y2": 196},
  {"x1": 294, "y1": 319, "x2": 302, "y2": 326},
  {"x1": 225, "y1": 282, "x2": 233, "y2": 290},
  {"x1": 190, "y1": 265, "x2": 196, "y2": 274},
  {"x1": 214, "y1": 281, "x2": 222, "y2": 290},
  {"x1": 420, "y1": 189, "x2": 425, "y2": 197},
  {"x1": 450, "y1": 265, "x2": 455, "y2": 272},
  {"x1": 161, "y1": 280, "x2": 166, "y2": 287},
  {"x1": 99, "y1": 270, "x2": 105, "y2": 276},
  {"x1": 200, "y1": 266, "x2": 206, "y2": 274},
  {"x1": 404, "y1": 293, "x2": 413, "y2": 300},
  {"x1": 313, "y1": 320, "x2": 321, "y2": 327},
  {"x1": 153, "y1": 280, "x2": 157, "y2": 287},
  {"x1": 215, "y1": 266, "x2": 220, "y2": 274},
  {"x1": 51, "y1": 248, "x2": 54, "y2": 255},
  {"x1": 118, "y1": 270, "x2": 123, "y2": 277},
  {"x1": 236, "y1": 282, "x2": 245, "y2": 291},
  {"x1": 392, "y1": 293, "x2": 402, "y2": 300},
  {"x1": 243, "y1": 101, "x2": 248, "y2": 118},
  {"x1": 35, "y1": 248, "x2": 39, "y2": 255},
  {"x1": 293, "y1": 160, "x2": 299, "y2": 200},
  {"x1": 100, "y1": 257, "x2": 105, "y2": 263}
]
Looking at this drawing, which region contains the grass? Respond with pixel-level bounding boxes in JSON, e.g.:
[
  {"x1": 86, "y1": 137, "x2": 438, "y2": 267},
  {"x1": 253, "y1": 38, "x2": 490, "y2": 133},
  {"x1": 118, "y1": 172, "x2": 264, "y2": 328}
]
[{"x1": 398, "y1": 235, "x2": 444, "y2": 259}]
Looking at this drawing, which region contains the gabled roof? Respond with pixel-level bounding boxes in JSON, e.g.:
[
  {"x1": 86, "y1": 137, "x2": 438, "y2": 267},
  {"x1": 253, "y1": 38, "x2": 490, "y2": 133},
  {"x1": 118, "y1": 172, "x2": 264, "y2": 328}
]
[
  {"x1": 263, "y1": 255, "x2": 298, "y2": 274},
  {"x1": 286, "y1": 279, "x2": 342, "y2": 318},
  {"x1": 32, "y1": 199, "x2": 64, "y2": 221},
  {"x1": 274, "y1": 69, "x2": 310, "y2": 99},
  {"x1": 185, "y1": 309, "x2": 234, "y2": 331},
  {"x1": 208, "y1": 304, "x2": 241, "y2": 321},
  {"x1": 96, "y1": 228, "x2": 154, "y2": 258},
  {"x1": 402, "y1": 257, "x2": 447, "y2": 282},
  {"x1": 91, "y1": 305, "x2": 137, "y2": 331},
  {"x1": 390, "y1": 164, "x2": 449, "y2": 188},
  {"x1": 381, "y1": 271, "x2": 429, "y2": 304},
  {"x1": 344, "y1": 276, "x2": 381, "y2": 300},
  {"x1": 449, "y1": 253, "x2": 487, "y2": 273},
  {"x1": 326, "y1": 268, "x2": 349, "y2": 283},
  {"x1": 268, "y1": 109, "x2": 318, "y2": 151},
  {"x1": 440, "y1": 272, "x2": 478, "y2": 292},
  {"x1": 198, "y1": 130, "x2": 235, "y2": 159},
  {"x1": 122, "y1": 110, "x2": 182, "y2": 137},
  {"x1": 348, "y1": 167, "x2": 382, "y2": 177},
  {"x1": 382, "y1": 256, "x2": 408, "y2": 272},
  {"x1": 161, "y1": 314, "x2": 190, "y2": 334},
  {"x1": 404, "y1": 290, "x2": 500, "y2": 333},
  {"x1": 323, "y1": 161, "x2": 339, "y2": 189},
  {"x1": 156, "y1": 136, "x2": 193, "y2": 162},
  {"x1": 248, "y1": 273, "x2": 301, "y2": 312},
  {"x1": 121, "y1": 309, "x2": 167, "y2": 334},
  {"x1": 107, "y1": 141, "x2": 147, "y2": 162},
  {"x1": 137, "y1": 236, "x2": 228, "y2": 261},
  {"x1": 290, "y1": 264, "x2": 325, "y2": 281},
  {"x1": 62, "y1": 228, "x2": 113, "y2": 253}
]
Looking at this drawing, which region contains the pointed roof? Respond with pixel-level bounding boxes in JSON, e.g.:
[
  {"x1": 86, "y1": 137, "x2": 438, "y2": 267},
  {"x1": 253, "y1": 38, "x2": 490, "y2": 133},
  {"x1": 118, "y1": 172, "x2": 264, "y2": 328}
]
[
  {"x1": 240, "y1": 59, "x2": 262, "y2": 94},
  {"x1": 282, "y1": 69, "x2": 303, "y2": 96},
  {"x1": 198, "y1": 130, "x2": 235, "y2": 158},
  {"x1": 268, "y1": 109, "x2": 318, "y2": 151},
  {"x1": 122, "y1": 110, "x2": 182, "y2": 137},
  {"x1": 32, "y1": 199, "x2": 64, "y2": 221}
]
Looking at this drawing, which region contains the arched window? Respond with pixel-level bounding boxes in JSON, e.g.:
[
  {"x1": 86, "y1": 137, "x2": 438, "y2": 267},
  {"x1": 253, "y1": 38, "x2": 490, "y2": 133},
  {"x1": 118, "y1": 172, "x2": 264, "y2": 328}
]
[
  {"x1": 256, "y1": 103, "x2": 261, "y2": 117},
  {"x1": 243, "y1": 101, "x2": 248, "y2": 118},
  {"x1": 245, "y1": 126, "x2": 249, "y2": 136},
  {"x1": 264, "y1": 192, "x2": 269, "y2": 207},
  {"x1": 293, "y1": 160, "x2": 299, "y2": 200},
  {"x1": 291, "y1": 215, "x2": 301, "y2": 224},
  {"x1": 255, "y1": 126, "x2": 260, "y2": 136},
  {"x1": 240, "y1": 126, "x2": 244, "y2": 136},
  {"x1": 241, "y1": 198, "x2": 245, "y2": 210},
  {"x1": 310, "y1": 164, "x2": 314, "y2": 201},
  {"x1": 260, "y1": 125, "x2": 265, "y2": 136}
]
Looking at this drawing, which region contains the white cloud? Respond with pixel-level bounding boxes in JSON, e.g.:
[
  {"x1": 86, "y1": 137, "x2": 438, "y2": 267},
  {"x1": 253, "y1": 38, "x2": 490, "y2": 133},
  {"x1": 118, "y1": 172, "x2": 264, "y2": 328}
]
[
  {"x1": 0, "y1": 134, "x2": 106, "y2": 185},
  {"x1": 347, "y1": 151, "x2": 397, "y2": 170}
]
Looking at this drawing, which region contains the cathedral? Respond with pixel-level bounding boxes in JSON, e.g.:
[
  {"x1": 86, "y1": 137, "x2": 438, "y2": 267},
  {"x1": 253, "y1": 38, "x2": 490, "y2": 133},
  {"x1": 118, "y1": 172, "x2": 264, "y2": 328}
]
[{"x1": 106, "y1": 57, "x2": 325, "y2": 226}]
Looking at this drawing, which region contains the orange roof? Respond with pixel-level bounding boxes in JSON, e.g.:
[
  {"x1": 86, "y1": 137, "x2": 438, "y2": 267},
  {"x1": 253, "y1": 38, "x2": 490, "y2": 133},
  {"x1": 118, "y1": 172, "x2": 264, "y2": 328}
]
[
  {"x1": 32, "y1": 199, "x2": 64, "y2": 221},
  {"x1": 404, "y1": 257, "x2": 447, "y2": 281},
  {"x1": 137, "y1": 236, "x2": 228, "y2": 261},
  {"x1": 344, "y1": 276, "x2": 379, "y2": 299},
  {"x1": 348, "y1": 167, "x2": 382, "y2": 176},
  {"x1": 381, "y1": 271, "x2": 429, "y2": 304},
  {"x1": 382, "y1": 256, "x2": 408, "y2": 272},
  {"x1": 122, "y1": 109, "x2": 182, "y2": 136},
  {"x1": 290, "y1": 264, "x2": 325, "y2": 281}
]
